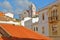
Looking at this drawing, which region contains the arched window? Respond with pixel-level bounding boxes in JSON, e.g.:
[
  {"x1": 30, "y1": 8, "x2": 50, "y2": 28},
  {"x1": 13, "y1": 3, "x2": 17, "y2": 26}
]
[
  {"x1": 52, "y1": 9, "x2": 58, "y2": 20},
  {"x1": 53, "y1": 9, "x2": 57, "y2": 17},
  {"x1": 53, "y1": 10, "x2": 55, "y2": 17}
]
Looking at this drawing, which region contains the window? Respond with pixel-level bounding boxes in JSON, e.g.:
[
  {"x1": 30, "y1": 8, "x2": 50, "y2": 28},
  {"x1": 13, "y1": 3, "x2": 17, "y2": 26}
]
[
  {"x1": 34, "y1": 27, "x2": 35, "y2": 31},
  {"x1": 52, "y1": 24, "x2": 57, "y2": 35},
  {"x1": 36, "y1": 27, "x2": 38, "y2": 31},
  {"x1": 53, "y1": 9, "x2": 57, "y2": 17},
  {"x1": 42, "y1": 27, "x2": 45, "y2": 34},
  {"x1": 55, "y1": 9, "x2": 58, "y2": 20},
  {"x1": 53, "y1": 9, "x2": 58, "y2": 20},
  {"x1": 51, "y1": 9, "x2": 58, "y2": 21},
  {"x1": 34, "y1": 27, "x2": 38, "y2": 31},
  {"x1": 42, "y1": 14, "x2": 44, "y2": 20}
]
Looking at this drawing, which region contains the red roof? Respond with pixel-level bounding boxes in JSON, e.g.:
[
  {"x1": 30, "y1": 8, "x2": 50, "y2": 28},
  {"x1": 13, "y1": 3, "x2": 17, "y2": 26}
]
[
  {"x1": 0, "y1": 12, "x2": 4, "y2": 16},
  {"x1": 36, "y1": 11, "x2": 40, "y2": 15},
  {"x1": 0, "y1": 24, "x2": 52, "y2": 40}
]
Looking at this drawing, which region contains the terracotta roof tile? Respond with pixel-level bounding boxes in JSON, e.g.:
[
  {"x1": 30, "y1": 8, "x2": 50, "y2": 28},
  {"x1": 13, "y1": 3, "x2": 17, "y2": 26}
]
[
  {"x1": 0, "y1": 12, "x2": 4, "y2": 16},
  {"x1": 0, "y1": 16, "x2": 17, "y2": 22},
  {"x1": 36, "y1": 11, "x2": 40, "y2": 15},
  {"x1": 0, "y1": 24, "x2": 52, "y2": 40}
]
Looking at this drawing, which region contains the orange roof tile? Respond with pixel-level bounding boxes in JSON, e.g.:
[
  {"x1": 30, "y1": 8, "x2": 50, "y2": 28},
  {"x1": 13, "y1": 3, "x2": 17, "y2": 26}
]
[
  {"x1": 0, "y1": 24, "x2": 52, "y2": 40},
  {"x1": 0, "y1": 37, "x2": 3, "y2": 40},
  {"x1": 0, "y1": 12, "x2": 4, "y2": 16},
  {"x1": 0, "y1": 37, "x2": 9, "y2": 40},
  {"x1": 36, "y1": 11, "x2": 40, "y2": 15}
]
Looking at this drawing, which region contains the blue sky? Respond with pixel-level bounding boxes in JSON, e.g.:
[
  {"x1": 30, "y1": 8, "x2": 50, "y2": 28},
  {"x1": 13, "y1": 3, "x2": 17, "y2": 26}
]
[{"x1": 0, "y1": 0, "x2": 56, "y2": 19}]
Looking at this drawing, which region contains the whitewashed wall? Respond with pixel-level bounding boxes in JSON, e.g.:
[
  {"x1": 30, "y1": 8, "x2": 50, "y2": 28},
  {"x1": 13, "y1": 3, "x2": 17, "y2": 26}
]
[
  {"x1": 5, "y1": 12, "x2": 14, "y2": 18},
  {"x1": 38, "y1": 10, "x2": 49, "y2": 36}
]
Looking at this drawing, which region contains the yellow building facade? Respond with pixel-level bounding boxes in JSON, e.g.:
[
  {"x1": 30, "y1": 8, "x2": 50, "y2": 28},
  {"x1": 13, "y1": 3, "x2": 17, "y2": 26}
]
[
  {"x1": 38, "y1": 1, "x2": 60, "y2": 40},
  {"x1": 47, "y1": 1, "x2": 60, "y2": 40}
]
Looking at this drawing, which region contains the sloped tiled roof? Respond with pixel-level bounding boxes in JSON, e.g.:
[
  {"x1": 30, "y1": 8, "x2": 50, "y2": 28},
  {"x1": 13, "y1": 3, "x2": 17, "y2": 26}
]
[
  {"x1": 0, "y1": 12, "x2": 17, "y2": 22},
  {"x1": 0, "y1": 12, "x2": 4, "y2": 16},
  {"x1": 0, "y1": 16, "x2": 17, "y2": 22},
  {"x1": 36, "y1": 11, "x2": 40, "y2": 15},
  {"x1": 0, "y1": 24, "x2": 52, "y2": 40}
]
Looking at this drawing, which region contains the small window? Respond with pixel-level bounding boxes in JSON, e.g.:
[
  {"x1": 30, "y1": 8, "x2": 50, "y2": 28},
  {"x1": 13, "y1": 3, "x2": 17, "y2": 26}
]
[
  {"x1": 36, "y1": 27, "x2": 38, "y2": 31},
  {"x1": 34, "y1": 27, "x2": 35, "y2": 31},
  {"x1": 34, "y1": 27, "x2": 38, "y2": 31},
  {"x1": 42, "y1": 27, "x2": 45, "y2": 34},
  {"x1": 55, "y1": 9, "x2": 57, "y2": 15},
  {"x1": 42, "y1": 14, "x2": 44, "y2": 20},
  {"x1": 55, "y1": 9, "x2": 58, "y2": 20}
]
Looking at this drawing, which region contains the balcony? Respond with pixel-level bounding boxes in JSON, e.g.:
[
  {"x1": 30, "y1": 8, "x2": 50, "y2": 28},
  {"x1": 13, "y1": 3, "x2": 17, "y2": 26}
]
[{"x1": 48, "y1": 16, "x2": 58, "y2": 23}]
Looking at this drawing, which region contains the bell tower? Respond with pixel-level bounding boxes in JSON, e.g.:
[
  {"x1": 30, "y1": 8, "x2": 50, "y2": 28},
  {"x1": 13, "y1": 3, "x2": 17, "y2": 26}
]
[{"x1": 29, "y1": 3, "x2": 36, "y2": 17}]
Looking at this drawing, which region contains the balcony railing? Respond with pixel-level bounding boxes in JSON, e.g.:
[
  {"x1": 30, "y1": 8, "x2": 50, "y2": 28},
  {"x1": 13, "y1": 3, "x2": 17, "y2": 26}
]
[{"x1": 48, "y1": 16, "x2": 58, "y2": 23}]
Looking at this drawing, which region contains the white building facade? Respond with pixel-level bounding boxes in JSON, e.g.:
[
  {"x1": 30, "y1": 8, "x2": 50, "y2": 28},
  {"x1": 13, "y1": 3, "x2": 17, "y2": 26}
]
[
  {"x1": 5, "y1": 12, "x2": 14, "y2": 18},
  {"x1": 38, "y1": 9, "x2": 49, "y2": 36}
]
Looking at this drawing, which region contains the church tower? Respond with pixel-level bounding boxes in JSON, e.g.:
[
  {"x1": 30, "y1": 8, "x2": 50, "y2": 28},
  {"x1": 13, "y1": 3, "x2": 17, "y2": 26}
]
[{"x1": 29, "y1": 3, "x2": 36, "y2": 17}]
